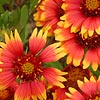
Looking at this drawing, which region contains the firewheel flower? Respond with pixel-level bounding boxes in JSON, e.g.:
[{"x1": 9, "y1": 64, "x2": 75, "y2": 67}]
[
  {"x1": 0, "y1": 73, "x2": 17, "y2": 100},
  {"x1": 33, "y1": 0, "x2": 64, "y2": 36},
  {"x1": 0, "y1": 28, "x2": 66, "y2": 100},
  {"x1": 54, "y1": 24, "x2": 100, "y2": 71},
  {"x1": 52, "y1": 64, "x2": 90, "y2": 100},
  {"x1": 0, "y1": 87, "x2": 14, "y2": 100},
  {"x1": 61, "y1": 0, "x2": 100, "y2": 37},
  {"x1": 66, "y1": 76, "x2": 100, "y2": 100}
]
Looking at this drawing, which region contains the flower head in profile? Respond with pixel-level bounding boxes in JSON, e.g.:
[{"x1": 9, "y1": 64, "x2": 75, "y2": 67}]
[
  {"x1": 61, "y1": 0, "x2": 100, "y2": 37},
  {"x1": 34, "y1": 0, "x2": 65, "y2": 36},
  {"x1": 54, "y1": 24, "x2": 100, "y2": 71},
  {"x1": 66, "y1": 76, "x2": 100, "y2": 100},
  {"x1": 0, "y1": 28, "x2": 66, "y2": 100}
]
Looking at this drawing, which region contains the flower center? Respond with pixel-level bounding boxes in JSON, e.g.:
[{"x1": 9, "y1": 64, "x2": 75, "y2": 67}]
[
  {"x1": 76, "y1": 33, "x2": 100, "y2": 49},
  {"x1": 53, "y1": 0, "x2": 64, "y2": 19},
  {"x1": 46, "y1": 90, "x2": 53, "y2": 100},
  {"x1": 80, "y1": 0, "x2": 100, "y2": 16},
  {"x1": 13, "y1": 52, "x2": 43, "y2": 82},
  {"x1": 22, "y1": 62, "x2": 34, "y2": 75},
  {"x1": 58, "y1": 8, "x2": 64, "y2": 18},
  {"x1": 0, "y1": 88, "x2": 13, "y2": 100},
  {"x1": 87, "y1": 92, "x2": 100, "y2": 100},
  {"x1": 63, "y1": 65, "x2": 90, "y2": 89}
]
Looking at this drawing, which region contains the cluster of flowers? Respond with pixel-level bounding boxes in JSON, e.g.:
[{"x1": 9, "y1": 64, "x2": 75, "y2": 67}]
[{"x1": 0, "y1": 0, "x2": 100, "y2": 100}]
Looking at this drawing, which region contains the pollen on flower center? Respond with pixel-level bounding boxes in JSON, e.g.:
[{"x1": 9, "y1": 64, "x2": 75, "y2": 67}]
[
  {"x1": 80, "y1": 0, "x2": 100, "y2": 16},
  {"x1": 88, "y1": 92, "x2": 100, "y2": 100},
  {"x1": 76, "y1": 33, "x2": 100, "y2": 49},
  {"x1": 86, "y1": 0, "x2": 99, "y2": 10},
  {"x1": 22, "y1": 62, "x2": 34, "y2": 75},
  {"x1": 13, "y1": 53, "x2": 43, "y2": 82},
  {"x1": 63, "y1": 65, "x2": 90, "y2": 89}
]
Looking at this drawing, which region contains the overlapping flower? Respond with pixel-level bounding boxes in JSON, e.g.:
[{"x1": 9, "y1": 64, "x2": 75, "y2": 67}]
[
  {"x1": 51, "y1": 64, "x2": 90, "y2": 100},
  {"x1": 55, "y1": 24, "x2": 100, "y2": 71},
  {"x1": 66, "y1": 76, "x2": 100, "y2": 100},
  {"x1": 34, "y1": 0, "x2": 100, "y2": 71},
  {"x1": 0, "y1": 87, "x2": 15, "y2": 100},
  {"x1": 34, "y1": 0, "x2": 65, "y2": 35},
  {"x1": 0, "y1": 28, "x2": 66, "y2": 100},
  {"x1": 61, "y1": 0, "x2": 100, "y2": 37}
]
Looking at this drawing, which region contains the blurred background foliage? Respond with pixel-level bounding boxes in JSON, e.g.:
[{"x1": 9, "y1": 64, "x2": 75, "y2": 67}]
[{"x1": 0, "y1": 0, "x2": 40, "y2": 43}]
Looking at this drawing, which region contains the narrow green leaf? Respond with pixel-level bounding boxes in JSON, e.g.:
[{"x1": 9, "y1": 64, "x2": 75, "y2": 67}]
[
  {"x1": 17, "y1": 5, "x2": 28, "y2": 32},
  {"x1": 20, "y1": 24, "x2": 30, "y2": 44},
  {"x1": 88, "y1": 66, "x2": 100, "y2": 78},
  {"x1": 29, "y1": 0, "x2": 40, "y2": 14},
  {"x1": 9, "y1": 8, "x2": 20, "y2": 26},
  {"x1": 0, "y1": 11, "x2": 9, "y2": 28}
]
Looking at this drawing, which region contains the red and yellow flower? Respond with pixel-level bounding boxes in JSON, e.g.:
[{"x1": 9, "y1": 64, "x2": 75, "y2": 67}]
[
  {"x1": 0, "y1": 75, "x2": 17, "y2": 100},
  {"x1": 61, "y1": 0, "x2": 100, "y2": 37},
  {"x1": 62, "y1": 64, "x2": 90, "y2": 89},
  {"x1": 54, "y1": 24, "x2": 100, "y2": 71},
  {"x1": 0, "y1": 87, "x2": 14, "y2": 100},
  {"x1": 50, "y1": 64, "x2": 90, "y2": 100},
  {"x1": 34, "y1": 0, "x2": 64, "y2": 36},
  {"x1": 66, "y1": 76, "x2": 100, "y2": 100},
  {"x1": 0, "y1": 28, "x2": 66, "y2": 100}
]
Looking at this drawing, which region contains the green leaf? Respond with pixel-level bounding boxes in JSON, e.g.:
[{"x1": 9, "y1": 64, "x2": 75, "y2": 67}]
[
  {"x1": 20, "y1": 24, "x2": 30, "y2": 44},
  {"x1": 0, "y1": 0, "x2": 11, "y2": 5},
  {"x1": 0, "y1": 11, "x2": 10, "y2": 28},
  {"x1": 29, "y1": 0, "x2": 39, "y2": 14},
  {"x1": 9, "y1": 8, "x2": 20, "y2": 26},
  {"x1": 88, "y1": 66, "x2": 100, "y2": 78},
  {"x1": 0, "y1": 5, "x2": 4, "y2": 13},
  {"x1": 17, "y1": 5, "x2": 28, "y2": 32},
  {"x1": 44, "y1": 61, "x2": 63, "y2": 70},
  {"x1": 0, "y1": 9, "x2": 21, "y2": 28}
]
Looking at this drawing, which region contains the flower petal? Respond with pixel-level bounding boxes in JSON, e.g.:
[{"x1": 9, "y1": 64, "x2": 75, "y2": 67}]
[
  {"x1": 4, "y1": 30, "x2": 24, "y2": 57},
  {"x1": 54, "y1": 27, "x2": 74, "y2": 41},
  {"x1": 63, "y1": 39, "x2": 84, "y2": 66},
  {"x1": 15, "y1": 82, "x2": 31, "y2": 100},
  {"x1": 39, "y1": 43, "x2": 66, "y2": 62},
  {"x1": 0, "y1": 71, "x2": 15, "y2": 90},
  {"x1": 29, "y1": 28, "x2": 47, "y2": 55},
  {"x1": 31, "y1": 81, "x2": 46, "y2": 100},
  {"x1": 42, "y1": 68, "x2": 66, "y2": 88},
  {"x1": 83, "y1": 49, "x2": 100, "y2": 71},
  {"x1": 55, "y1": 88, "x2": 67, "y2": 100}
]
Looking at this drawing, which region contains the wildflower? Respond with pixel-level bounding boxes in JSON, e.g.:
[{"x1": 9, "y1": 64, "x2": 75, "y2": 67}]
[
  {"x1": 61, "y1": 0, "x2": 100, "y2": 37},
  {"x1": 0, "y1": 28, "x2": 66, "y2": 100},
  {"x1": 0, "y1": 77, "x2": 17, "y2": 100},
  {"x1": 63, "y1": 64, "x2": 90, "y2": 89},
  {"x1": 54, "y1": 25, "x2": 100, "y2": 71},
  {"x1": 53, "y1": 64, "x2": 90, "y2": 100},
  {"x1": 66, "y1": 76, "x2": 100, "y2": 100},
  {"x1": 34, "y1": 0, "x2": 64, "y2": 36},
  {"x1": 0, "y1": 87, "x2": 14, "y2": 100}
]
